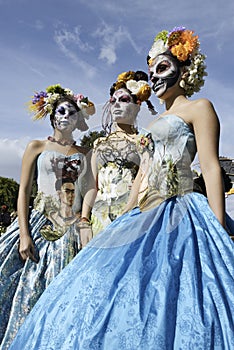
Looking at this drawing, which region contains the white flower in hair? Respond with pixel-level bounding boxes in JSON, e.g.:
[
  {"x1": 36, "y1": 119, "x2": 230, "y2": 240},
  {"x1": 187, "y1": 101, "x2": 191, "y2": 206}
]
[
  {"x1": 148, "y1": 39, "x2": 167, "y2": 61},
  {"x1": 126, "y1": 80, "x2": 149, "y2": 95}
]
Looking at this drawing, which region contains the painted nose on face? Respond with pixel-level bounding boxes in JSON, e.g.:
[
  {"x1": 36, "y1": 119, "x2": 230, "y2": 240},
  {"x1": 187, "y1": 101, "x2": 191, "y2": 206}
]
[
  {"x1": 151, "y1": 74, "x2": 158, "y2": 84},
  {"x1": 113, "y1": 99, "x2": 121, "y2": 107}
]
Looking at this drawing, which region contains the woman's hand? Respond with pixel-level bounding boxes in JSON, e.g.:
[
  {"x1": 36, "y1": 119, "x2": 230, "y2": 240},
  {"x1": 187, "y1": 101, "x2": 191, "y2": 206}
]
[
  {"x1": 77, "y1": 217, "x2": 93, "y2": 248},
  {"x1": 79, "y1": 226, "x2": 93, "y2": 248},
  {"x1": 19, "y1": 235, "x2": 38, "y2": 262}
]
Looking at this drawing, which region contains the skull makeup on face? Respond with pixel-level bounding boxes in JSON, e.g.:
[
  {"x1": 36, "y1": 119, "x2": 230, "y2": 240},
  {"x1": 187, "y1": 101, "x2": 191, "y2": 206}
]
[
  {"x1": 110, "y1": 88, "x2": 140, "y2": 125},
  {"x1": 149, "y1": 53, "x2": 181, "y2": 98},
  {"x1": 53, "y1": 101, "x2": 78, "y2": 132}
]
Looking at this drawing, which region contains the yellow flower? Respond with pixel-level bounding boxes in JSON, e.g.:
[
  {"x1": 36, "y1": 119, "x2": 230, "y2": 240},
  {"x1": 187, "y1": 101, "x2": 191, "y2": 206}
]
[
  {"x1": 114, "y1": 81, "x2": 126, "y2": 91},
  {"x1": 136, "y1": 85, "x2": 151, "y2": 102},
  {"x1": 117, "y1": 71, "x2": 135, "y2": 82}
]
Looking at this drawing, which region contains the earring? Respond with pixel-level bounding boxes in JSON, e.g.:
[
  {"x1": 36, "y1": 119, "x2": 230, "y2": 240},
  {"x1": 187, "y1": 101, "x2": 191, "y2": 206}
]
[{"x1": 179, "y1": 79, "x2": 186, "y2": 89}]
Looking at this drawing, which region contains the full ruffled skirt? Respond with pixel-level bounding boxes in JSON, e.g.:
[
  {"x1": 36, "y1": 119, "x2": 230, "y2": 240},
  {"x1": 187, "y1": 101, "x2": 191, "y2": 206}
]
[{"x1": 9, "y1": 193, "x2": 234, "y2": 350}]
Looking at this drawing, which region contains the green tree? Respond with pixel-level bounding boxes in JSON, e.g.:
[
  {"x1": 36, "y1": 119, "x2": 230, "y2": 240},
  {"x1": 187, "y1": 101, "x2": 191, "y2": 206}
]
[
  {"x1": 0, "y1": 177, "x2": 19, "y2": 211},
  {"x1": 79, "y1": 130, "x2": 106, "y2": 148}
]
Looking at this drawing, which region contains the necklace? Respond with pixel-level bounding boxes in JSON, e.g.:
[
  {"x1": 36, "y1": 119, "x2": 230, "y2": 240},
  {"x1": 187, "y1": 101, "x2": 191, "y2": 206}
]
[{"x1": 48, "y1": 136, "x2": 76, "y2": 146}]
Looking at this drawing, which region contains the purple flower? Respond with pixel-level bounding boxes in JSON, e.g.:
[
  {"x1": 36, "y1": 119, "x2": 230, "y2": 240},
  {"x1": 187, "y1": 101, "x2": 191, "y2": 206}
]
[
  {"x1": 32, "y1": 91, "x2": 47, "y2": 104},
  {"x1": 40, "y1": 91, "x2": 47, "y2": 97},
  {"x1": 168, "y1": 26, "x2": 186, "y2": 37}
]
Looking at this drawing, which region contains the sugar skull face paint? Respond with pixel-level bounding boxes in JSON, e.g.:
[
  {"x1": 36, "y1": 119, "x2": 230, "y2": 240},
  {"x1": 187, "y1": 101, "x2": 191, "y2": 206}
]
[
  {"x1": 149, "y1": 54, "x2": 181, "y2": 98},
  {"x1": 110, "y1": 88, "x2": 140, "y2": 125},
  {"x1": 53, "y1": 101, "x2": 78, "y2": 132}
]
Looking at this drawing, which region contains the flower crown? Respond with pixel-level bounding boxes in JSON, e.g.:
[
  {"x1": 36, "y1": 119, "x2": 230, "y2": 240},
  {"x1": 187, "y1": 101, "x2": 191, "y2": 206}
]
[
  {"x1": 148, "y1": 26, "x2": 207, "y2": 97},
  {"x1": 111, "y1": 70, "x2": 157, "y2": 115},
  {"x1": 28, "y1": 84, "x2": 95, "y2": 120},
  {"x1": 113, "y1": 71, "x2": 152, "y2": 103}
]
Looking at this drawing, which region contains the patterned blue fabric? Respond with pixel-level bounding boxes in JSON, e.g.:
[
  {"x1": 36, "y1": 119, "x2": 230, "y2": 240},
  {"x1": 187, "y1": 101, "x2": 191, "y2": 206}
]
[
  {"x1": 0, "y1": 151, "x2": 83, "y2": 350},
  {"x1": 9, "y1": 116, "x2": 234, "y2": 349}
]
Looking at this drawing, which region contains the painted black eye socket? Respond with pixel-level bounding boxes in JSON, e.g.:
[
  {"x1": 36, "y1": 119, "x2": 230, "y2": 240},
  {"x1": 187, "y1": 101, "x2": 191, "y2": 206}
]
[
  {"x1": 120, "y1": 96, "x2": 131, "y2": 103},
  {"x1": 69, "y1": 109, "x2": 77, "y2": 116},
  {"x1": 57, "y1": 106, "x2": 65, "y2": 115},
  {"x1": 110, "y1": 95, "x2": 131, "y2": 104},
  {"x1": 156, "y1": 63, "x2": 170, "y2": 74}
]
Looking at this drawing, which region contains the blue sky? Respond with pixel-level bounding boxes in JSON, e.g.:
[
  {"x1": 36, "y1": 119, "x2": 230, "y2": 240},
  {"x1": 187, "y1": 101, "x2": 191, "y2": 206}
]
[{"x1": 0, "y1": 0, "x2": 234, "y2": 214}]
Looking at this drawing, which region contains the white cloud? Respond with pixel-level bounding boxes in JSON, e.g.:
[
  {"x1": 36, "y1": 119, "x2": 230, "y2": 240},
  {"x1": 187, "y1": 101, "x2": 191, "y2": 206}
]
[
  {"x1": 93, "y1": 22, "x2": 140, "y2": 65},
  {"x1": 54, "y1": 25, "x2": 93, "y2": 52},
  {"x1": 99, "y1": 46, "x2": 117, "y2": 65},
  {"x1": 0, "y1": 138, "x2": 30, "y2": 182},
  {"x1": 54, "y1": 25, "x2": 97, "y2": 78}
]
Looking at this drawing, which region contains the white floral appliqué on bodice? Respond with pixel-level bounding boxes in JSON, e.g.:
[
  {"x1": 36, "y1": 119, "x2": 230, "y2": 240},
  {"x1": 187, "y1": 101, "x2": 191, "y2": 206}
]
[{"x1": 140, "y1": 115, "x2": 196, "y2": 210}]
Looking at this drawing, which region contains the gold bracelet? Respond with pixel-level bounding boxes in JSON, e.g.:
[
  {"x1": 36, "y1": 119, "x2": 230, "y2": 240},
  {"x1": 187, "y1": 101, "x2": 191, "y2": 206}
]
[{"x1": 77, "y1": 219, "x2": 91, "y2": 228}]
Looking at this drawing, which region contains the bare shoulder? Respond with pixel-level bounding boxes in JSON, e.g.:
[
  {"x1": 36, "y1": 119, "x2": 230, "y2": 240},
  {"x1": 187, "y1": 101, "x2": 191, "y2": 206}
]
[
  {"x1": 189, "y1": 98, "x2": 219, "y2": 124},
  {"x1": 191, "y1": 97, "x2": 214, "y2": 110},
  {"x1": 25, "y1": 139, "x2": 46, "y2": 156}
]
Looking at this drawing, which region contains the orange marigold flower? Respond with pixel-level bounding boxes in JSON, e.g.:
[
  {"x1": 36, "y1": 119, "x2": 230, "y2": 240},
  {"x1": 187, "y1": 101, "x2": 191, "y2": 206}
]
[
  {"x1": 171, "y1": 43, "x2": 189, "y2": 62},
  {"x1": 181, "y1": 30, "x2": 199, "y2": 50},
  {"x1": 169, "y1": 30, "x2": 199, "y2": 61}
]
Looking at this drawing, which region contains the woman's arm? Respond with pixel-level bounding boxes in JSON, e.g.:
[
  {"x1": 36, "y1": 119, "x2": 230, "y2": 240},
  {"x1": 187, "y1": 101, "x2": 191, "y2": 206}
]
[
  {"x1": 78, "y1": 148, "x2": 99, "y2": 246},
  {"x1": 18, "y1": 140, "x2": 43, "y2": 261},
  {"x1": 81, "y1": 148, "x2": 98, "y2": 220},
  {"x1": 192, "y1": 98, "x2": 225, "y2": 227},
  {"x1": 123, "y1": 167, "x2": 143, "y2": 213}
]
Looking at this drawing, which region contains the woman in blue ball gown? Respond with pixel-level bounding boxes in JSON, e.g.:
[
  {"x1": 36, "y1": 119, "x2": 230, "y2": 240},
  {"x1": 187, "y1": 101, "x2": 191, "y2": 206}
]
[{"x1": 9, "y1": 27, "x2": 234, "y2": 350}]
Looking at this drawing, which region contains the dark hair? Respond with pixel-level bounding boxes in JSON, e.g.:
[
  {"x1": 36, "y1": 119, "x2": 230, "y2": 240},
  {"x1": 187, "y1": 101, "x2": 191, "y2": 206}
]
[
  {"x1": 50, "y1": 96, "x2": 80, "y2": 128},
  {"x1": 55, "y1": 177, "x2": 75, "y2": 191}
]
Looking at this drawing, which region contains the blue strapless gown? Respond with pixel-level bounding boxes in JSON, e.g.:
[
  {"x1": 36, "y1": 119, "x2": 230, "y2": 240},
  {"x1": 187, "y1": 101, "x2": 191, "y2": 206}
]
[{"x1": 9, "y1": 116, "x2": 234, "y2": 350}]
